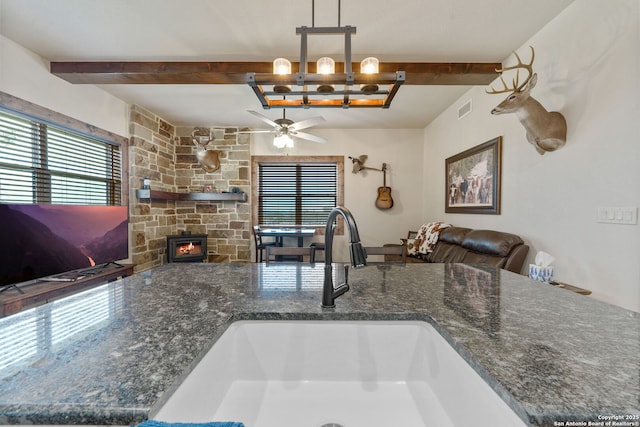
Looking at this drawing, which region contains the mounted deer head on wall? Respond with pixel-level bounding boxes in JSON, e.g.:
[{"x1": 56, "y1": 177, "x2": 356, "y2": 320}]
[
  {"x1": 487, "y1": 46, "x2": 567, "y2": 155},
  {"x1": 348, "y1": 155, "x2": 383, "y2": 174},
  {"x1": 191, "y1": 127, "x2": 221, "y2": 172}
]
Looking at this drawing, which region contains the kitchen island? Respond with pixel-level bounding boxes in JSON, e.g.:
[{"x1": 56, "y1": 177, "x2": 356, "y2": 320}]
[{"x1": 0, "y1": 262, "x2": 638, "y2": 426}]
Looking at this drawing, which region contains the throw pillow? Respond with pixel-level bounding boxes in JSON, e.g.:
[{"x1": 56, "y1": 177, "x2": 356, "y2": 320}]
[{"x1": 405, "y1": 238, "x2": 421, "y2": 257}]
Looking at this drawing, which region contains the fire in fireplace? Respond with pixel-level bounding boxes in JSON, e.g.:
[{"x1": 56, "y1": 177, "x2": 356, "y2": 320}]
[{"x1": 166, "y1": 233, "x2": 208, "y2": 263}]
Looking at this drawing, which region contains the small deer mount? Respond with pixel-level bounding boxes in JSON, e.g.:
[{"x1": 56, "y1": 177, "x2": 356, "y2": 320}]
[
  {"x1": 486, "y1": 46, "x2": 567, "y2": 155},
  {"x1": 348, "y1": 155, "x2": 383, "y2": 174},
  {"x1": 191, "y1": 127, "x2": 221, "y2": 172}
]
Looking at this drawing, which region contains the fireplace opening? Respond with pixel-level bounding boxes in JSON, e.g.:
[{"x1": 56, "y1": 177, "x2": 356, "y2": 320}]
[{"x1": 167, "y1": 233, "x2": 208, "y2": 263}]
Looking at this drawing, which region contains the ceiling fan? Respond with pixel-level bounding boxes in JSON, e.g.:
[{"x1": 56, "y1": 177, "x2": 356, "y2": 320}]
[{"x1": 241, "y1": 110, "x2": 327, "y2": 147}]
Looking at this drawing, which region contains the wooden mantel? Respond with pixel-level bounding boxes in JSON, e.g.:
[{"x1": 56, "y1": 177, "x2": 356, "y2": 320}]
[{"x1": 135, "y1": 189, "x2": 247, "y2": 202}]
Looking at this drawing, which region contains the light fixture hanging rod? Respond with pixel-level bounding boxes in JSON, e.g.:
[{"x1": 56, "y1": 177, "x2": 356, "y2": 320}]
[
  {"x1": 311, "y1": 0, "x2": 342, "y2": 27},
  {"x1": 296, "y1": 25, "x2": 356, "y2": 77}
]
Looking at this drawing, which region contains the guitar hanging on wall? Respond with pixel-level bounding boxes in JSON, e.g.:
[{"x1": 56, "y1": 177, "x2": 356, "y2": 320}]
[{"x1": 375, "y1": 163, "x2": 393, "y2": 210}]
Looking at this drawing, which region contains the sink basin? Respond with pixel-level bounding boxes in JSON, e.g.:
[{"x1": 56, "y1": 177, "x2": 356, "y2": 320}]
[{"x1": 154, "y1": 320, "x2": 526, "y2": 427}]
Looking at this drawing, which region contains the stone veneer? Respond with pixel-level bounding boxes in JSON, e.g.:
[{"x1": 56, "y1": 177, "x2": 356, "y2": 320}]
[{"x1": 129, "y1": 105, "x2": 250, "y2": 272}]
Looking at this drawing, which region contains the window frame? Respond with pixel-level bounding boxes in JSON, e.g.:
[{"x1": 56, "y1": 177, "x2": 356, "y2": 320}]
[
  {"x1": 0, "y1": 91, "x2": 128, "y2": 206},
  {"x1": 251, "y1": 155, "x2": 344, "y2": 234}
]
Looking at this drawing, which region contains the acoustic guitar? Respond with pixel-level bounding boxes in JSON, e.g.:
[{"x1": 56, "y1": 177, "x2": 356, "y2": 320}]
[{"x1": 375, "y1": 163, "x2": 393, "y2": 209}]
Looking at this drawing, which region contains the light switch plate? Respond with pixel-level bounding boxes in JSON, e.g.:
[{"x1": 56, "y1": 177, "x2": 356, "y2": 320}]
[{"x1": 597, "y1": 207, "x2": 638, "y2": 225}]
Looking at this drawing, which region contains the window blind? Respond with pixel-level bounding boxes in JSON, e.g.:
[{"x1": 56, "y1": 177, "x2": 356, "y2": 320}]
[
  {"x1": 258, "y1": 162, "x2": 337, "y2": 226},
  {"x1": 0, "y1": 109, "x2": 121, "y2": 205}
]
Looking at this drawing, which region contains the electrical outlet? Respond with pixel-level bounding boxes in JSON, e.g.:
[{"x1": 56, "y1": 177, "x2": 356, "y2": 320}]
[{"x1": 597, "y1": 207, "x2": 638, "y2": 225}]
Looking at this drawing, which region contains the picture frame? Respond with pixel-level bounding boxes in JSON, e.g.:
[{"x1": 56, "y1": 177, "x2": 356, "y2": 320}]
[{"x1": 445, "y1": 136, "x2": 502, "y2": 214}]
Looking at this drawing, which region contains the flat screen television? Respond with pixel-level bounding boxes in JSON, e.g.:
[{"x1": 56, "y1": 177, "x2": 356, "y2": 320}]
[{"x1": 0, "y1": 204, "x2": 128, "y2": 288}]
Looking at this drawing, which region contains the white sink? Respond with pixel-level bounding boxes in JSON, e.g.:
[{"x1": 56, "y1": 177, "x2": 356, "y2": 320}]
[{"x1": 154, "y1": 320, "x2": 527, "y2": 427}]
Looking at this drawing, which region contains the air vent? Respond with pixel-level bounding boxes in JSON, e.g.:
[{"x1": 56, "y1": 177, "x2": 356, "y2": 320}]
[{"x1": 457, "y1": 99, "x2": 472, "y2": 120}]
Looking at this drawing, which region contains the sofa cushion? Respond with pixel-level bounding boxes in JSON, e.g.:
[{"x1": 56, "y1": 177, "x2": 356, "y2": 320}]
[
  {"x1": 427, "y1": 242, "x2": 468, "y2": 263},
  {"x1": 423, "y1": 227, "x2": 470, "y2": 263},
  {"x1": 461, "y1": 230, "x2": 524, "y2": 257},
  {"x1": 436, "y1": 227, "x2": 471, "y2": 246}
]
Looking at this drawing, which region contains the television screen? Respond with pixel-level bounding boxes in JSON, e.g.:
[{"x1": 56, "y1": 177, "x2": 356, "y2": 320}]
[{"x1": 0, "y1": 204, "x2": 128, "y2": 287}]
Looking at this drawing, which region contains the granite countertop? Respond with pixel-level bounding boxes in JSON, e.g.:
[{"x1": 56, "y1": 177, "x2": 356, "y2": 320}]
[{"x1": 0, "y1": 262, "x2": 638, "y2": 427}]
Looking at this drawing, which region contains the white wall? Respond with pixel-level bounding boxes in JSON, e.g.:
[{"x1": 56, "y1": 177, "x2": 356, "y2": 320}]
[
  {"x1": 251, "y1": 128, "x2": 424, "y2": 261},
  {"x1": 0, "y1": 35, "x2": 128, "y2": 136},
  {"x1": 423, "y1": 0, "x2": 640, "y2": 312}
]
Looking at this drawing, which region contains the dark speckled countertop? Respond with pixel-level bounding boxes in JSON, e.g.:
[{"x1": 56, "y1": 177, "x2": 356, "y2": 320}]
[{"x1": 0, "y1": 263, "x2": 638, "y2": 427}]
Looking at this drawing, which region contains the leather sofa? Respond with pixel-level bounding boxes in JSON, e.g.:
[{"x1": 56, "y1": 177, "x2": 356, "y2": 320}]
[{"x1": 392, "y1": 226, "x2": 529, "y2": 274}]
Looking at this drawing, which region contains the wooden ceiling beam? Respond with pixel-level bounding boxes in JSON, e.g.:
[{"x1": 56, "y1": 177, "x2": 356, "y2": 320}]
[{"x1": 50, "y1": 61, "x2": 499, "y2": 86}]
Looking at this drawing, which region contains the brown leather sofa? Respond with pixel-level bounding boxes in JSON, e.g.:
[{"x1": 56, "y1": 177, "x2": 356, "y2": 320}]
[{"x1": 393, "y1": 226, "x2": 529, "y2": 274}]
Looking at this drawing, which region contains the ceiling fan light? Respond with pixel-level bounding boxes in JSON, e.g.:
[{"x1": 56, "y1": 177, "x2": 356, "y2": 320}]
[
  {"x1": 274, "y1": 133, "x2": 293, "y2": 148},
  {"x1": 273, "y1": 58, "x2": 292, "y2": 93},
  {"x1": 360, "y1": 57, "x2": 379, "y2": 94}
]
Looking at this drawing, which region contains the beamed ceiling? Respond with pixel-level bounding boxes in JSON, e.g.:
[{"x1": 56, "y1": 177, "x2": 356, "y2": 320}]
[{"x1": 0, "y1": 0, "x2": 576, "y2": 129}]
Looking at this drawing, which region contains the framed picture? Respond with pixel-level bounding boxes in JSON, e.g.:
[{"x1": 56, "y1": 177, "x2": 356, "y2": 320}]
[{"x1": 445, "y1": 136, "x2": 502, "y2": 214}]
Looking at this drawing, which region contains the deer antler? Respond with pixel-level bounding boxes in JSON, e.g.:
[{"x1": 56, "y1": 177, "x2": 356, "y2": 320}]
[
  {"x1": 191, "y1": 127, "x2": 214, "y2": 146},
  {"x1": 486, "y1": 46, "x2": 535, "y2": 94},
  {"x1": 191, "y1": 127, "x2": 220, "y2": 172}
]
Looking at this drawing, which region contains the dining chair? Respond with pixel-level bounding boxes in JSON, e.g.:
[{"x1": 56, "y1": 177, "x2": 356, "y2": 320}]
[
  {"x1": 309, "y1": 241, "x2": 325, "y2": 261},
  {"x1": 252, "y1": 225, "x2": 277, "y2": 263},
  {"x1": 364, "y1": 245, "x2": 406, "y2": 264},
  {"x1": 265, "y1": 246, "x2": 316, "y2": 263}
]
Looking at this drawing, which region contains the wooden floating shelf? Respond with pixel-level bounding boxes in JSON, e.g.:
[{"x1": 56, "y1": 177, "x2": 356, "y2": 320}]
[{"x1": 136, "y1": 189, "x2": 247, "y2": 202}]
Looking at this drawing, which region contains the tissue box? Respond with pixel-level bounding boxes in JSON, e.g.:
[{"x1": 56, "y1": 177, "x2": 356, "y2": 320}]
[{"x1": 529, "y1": 264, "x2": 553, "y2": 282}]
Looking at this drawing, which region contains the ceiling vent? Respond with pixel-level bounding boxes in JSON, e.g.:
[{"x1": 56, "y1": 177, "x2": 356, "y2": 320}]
[{"x1": 457, "y1": 99, "x2": 472, "y2": 120}]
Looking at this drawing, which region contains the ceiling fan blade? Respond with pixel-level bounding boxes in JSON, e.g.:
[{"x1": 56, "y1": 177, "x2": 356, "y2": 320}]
[
  {"x1": 288, "y1": 116, "x2": 326, "y2": 131},
  {"x1": 247, "y1": 110, "x2": 280, "y2": 128},
  {"x1": 235, "y1": 129, "x2": 275, "y2": 134},
  {"x1": 292, "y1": 131, "x2": 327, "y2": 144}
]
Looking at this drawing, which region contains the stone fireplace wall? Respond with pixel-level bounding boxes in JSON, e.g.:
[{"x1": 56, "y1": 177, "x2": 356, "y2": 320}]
[
  {"x1": 174, "y1": 126, "x2": 251, "y2": 263},
  {"x1": 128, "y1": 105, "x2": 251, "y2": 273}
]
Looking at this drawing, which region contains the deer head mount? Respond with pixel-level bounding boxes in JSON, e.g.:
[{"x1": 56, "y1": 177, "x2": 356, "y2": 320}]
[
  {"x1": 487, "y1": 46, "x2": 567, "y2": 155},
  {"x1": 191, "y1": 127, "x2": 221, "y2": 173},
  {"x1": 348, "y1": 155, "x2": 383, "y2": 174}
]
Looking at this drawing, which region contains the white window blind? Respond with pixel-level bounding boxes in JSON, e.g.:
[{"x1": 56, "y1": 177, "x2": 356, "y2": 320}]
[
  {"x1": 0, "y1": 108, "x2": 122, "y2": 205},
  {"x1": 258, "y1": 162, "x2": 337, "y2": 226}
]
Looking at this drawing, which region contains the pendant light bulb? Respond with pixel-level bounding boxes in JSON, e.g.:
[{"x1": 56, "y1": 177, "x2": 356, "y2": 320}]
[
  {"x1": 360, "y1": 57, "x2": 379, "y2": 94},
  {"x1": 316, "y1": 57, "x2": 335, "y2": 94},
  {"x1": 273, "y1": 58, "x2": 292, "y2": 93}
]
